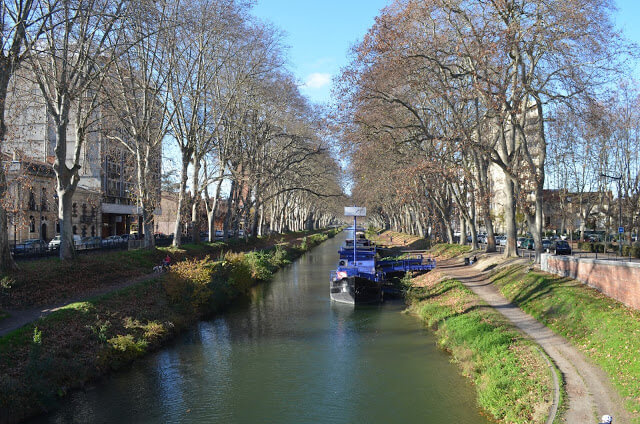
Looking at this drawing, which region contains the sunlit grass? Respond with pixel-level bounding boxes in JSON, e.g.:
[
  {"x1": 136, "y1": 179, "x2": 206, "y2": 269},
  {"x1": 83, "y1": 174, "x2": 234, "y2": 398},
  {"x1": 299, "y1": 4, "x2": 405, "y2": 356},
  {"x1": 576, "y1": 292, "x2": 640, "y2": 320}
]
[
  {"x1": 429, "y1": 243, "x2": 472, "y2": 258},
  {"x1": 407, "y1": 277, "x2": 553, "y2": 423},
  {"x1": 491, "y1": 265, "x2": 640, "y2": 422}
]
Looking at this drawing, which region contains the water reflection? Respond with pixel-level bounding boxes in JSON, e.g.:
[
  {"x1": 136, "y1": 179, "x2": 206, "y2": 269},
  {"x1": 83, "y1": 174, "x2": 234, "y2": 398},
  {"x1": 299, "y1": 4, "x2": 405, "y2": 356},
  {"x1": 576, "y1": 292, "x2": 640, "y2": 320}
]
[{"x1": 35, "y1": 233, "x2": 489, "y2": 424}]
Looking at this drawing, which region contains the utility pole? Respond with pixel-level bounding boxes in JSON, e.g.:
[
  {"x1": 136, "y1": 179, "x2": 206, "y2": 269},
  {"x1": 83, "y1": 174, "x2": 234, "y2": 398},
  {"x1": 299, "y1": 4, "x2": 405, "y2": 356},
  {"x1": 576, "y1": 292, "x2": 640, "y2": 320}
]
[{"x1": 601, "y1": 173, "x2": 622, "y2": 257}]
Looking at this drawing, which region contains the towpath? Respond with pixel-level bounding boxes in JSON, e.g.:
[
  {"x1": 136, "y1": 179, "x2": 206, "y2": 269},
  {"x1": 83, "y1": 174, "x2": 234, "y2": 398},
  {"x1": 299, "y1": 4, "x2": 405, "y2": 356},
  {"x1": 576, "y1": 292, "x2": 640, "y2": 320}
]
[{"x1": 438, "y1": 258, "x2": 630, "y2": 424}]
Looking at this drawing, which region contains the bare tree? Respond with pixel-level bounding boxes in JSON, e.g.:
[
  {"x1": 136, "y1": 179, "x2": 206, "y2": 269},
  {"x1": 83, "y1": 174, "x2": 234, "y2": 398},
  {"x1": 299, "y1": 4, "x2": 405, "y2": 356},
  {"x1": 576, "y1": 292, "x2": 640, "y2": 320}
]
[
  {"x1": 0, "y1": 0, "x2": 54, "y2": 270},
  {"x1": 104, "y1": 0, "x2": 177, "y2": 248},
  {"x1": 27, "y1": 0, "x2": 127, "y2": 260}
]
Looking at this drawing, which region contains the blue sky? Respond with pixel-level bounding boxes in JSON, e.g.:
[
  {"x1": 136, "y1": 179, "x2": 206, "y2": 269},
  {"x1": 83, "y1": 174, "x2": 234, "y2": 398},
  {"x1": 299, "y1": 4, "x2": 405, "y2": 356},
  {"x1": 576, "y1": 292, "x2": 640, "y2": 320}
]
[
  {"x1": 251, "y1": 0, "x2": 640, "y2": 105},
  {"x1": 251, "y1": 0, "x2": 388, "y2": 104}
]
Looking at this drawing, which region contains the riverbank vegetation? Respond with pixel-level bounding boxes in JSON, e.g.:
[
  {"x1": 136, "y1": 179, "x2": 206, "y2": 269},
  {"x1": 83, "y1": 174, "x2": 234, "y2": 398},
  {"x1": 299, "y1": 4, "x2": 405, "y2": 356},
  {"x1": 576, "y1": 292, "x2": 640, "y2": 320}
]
[
  {"x1": 490, "y1": 265, "x2": 640, "y2": 421},
  {"x1": 0, "y1": 231, "x2": 328, "y2": 310},
  {"x1": 0, "y1": 229, "x2": 339, "y2": 423},
  {"x1": 406, "y1": 272, "x2": 554, "y2": 423}
]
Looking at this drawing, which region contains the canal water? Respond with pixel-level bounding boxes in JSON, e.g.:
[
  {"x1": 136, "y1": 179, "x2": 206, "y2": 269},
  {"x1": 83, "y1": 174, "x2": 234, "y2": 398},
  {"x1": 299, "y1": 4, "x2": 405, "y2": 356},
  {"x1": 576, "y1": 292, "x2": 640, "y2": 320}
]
[{"x1": 38, "y1": 233, "x2": 490, "y2": 423}]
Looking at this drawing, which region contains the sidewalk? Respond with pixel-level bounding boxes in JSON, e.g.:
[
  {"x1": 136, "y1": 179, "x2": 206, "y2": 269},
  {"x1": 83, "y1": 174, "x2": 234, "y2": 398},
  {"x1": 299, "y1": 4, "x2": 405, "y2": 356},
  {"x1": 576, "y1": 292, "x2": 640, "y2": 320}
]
[{"x1": 437, "y1": 258, "x2": 630, "y2": 423}]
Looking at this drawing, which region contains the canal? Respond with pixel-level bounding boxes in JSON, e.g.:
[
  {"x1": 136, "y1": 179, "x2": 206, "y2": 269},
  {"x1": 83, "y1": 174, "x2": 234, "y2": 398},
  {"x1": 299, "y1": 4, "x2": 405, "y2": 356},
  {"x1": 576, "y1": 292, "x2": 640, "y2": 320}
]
[{"x1": 37, "y1": 233, "x2": 490, "y2": 423}]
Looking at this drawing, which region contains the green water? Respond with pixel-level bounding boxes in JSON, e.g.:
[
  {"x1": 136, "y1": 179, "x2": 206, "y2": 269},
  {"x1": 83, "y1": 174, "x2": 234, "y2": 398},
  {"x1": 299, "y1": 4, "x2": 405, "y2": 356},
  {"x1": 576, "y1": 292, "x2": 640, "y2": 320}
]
[{"x1": 38, "y1": 233, "x2": 490, "y2": 423}]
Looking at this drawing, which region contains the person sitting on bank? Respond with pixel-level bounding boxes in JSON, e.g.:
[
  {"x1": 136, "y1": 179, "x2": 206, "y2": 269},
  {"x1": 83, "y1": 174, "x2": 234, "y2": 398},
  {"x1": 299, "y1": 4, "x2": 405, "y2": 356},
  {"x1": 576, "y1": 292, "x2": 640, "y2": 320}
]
[{"x1": 162, "y1": 254, "x2": 171, "y2": 270}]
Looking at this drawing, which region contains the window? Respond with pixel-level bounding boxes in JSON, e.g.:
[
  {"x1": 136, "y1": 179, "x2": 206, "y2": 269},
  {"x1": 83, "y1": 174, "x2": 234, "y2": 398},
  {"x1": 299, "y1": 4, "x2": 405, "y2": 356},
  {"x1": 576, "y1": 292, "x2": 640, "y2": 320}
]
[
  {"x1": 28, "y1": 191, "x2": 36, "y2": 211},
  {"x1": 91, "y1": 225, "x2": 95, "y2": 237},
  {"x1": 72, "y1": 203, "x2": 77, "y2": 217},
  {"x1": 73, "y1": 225, "x2": 77, "y2": 235},
  {"x1": 40, "y1": 187, "x2": 47, "y2": 212},
  {"x1": 81, "y1": 226, "x2": 86, "y2": 237},
  {"x1": 29, "y1": 216, "x2": 35, "y2": 233}
]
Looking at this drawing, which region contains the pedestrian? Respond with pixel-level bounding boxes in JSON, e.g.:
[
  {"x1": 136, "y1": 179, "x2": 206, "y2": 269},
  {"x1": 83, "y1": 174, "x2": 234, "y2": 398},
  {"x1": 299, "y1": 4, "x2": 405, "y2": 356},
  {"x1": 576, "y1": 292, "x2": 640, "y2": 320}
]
[{"x1": 162, "y1": 254, "x2": 171, "y2": 270}]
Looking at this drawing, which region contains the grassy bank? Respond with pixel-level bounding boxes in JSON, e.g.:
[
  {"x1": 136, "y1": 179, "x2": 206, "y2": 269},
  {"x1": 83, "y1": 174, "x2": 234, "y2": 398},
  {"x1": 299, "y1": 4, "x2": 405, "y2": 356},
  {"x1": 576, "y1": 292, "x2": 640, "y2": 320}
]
[
  {"x1": 406, "y1": 272, "x2": 554, "y2": 423},
  {"x1": 0, "y1": 229, "x2": 339, "y2": 423},
  {"x1": 0, "y1": 230, "x2": 329, "y2": 309},
  {"x1": 490, "y1": 265, "x2": 640, "y2": 422},
  {"x1": 429, "y1": 243, "x2": 472, "y2": 258}
]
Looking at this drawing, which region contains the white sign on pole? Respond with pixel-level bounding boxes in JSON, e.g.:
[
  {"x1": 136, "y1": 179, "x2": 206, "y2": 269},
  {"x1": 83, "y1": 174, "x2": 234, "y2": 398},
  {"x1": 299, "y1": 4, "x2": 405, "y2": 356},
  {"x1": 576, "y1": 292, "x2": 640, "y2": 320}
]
[{"x1": 344, "y1": 207, "x2": 366, "y2": 217}]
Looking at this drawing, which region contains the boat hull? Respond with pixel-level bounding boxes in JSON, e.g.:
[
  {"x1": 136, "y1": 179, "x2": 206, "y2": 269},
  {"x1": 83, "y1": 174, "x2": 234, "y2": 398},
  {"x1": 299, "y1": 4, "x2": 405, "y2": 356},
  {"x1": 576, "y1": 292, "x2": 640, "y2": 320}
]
[{"x1": 330, "y1": 276, "x2": 382, "y2": 304}]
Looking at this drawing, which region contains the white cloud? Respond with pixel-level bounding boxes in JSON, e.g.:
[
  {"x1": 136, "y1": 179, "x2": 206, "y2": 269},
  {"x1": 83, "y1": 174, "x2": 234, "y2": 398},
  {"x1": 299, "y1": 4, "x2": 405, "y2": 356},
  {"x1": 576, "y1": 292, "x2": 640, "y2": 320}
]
[{"x1": 302, "y1": 73, "x2": 332, "y2": 89}]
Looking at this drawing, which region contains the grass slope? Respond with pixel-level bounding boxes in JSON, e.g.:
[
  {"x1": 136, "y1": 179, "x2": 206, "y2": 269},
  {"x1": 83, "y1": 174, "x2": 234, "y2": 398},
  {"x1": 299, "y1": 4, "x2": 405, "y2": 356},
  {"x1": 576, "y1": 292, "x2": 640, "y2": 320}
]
[
  {"x1": 407, "y1": 273, "x2": 553, "y2": 423},
  {"x1": 491, "y1": 265, "x2": 640, "y2": 422}
]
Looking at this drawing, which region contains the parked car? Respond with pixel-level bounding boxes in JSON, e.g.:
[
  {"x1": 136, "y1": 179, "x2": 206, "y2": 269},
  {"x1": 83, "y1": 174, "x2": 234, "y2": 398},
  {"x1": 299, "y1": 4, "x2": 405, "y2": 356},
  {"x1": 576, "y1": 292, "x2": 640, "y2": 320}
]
[
  {"x1": 119, "y1": 234, "x2": 131, "y2": 242},
  {"x1": 521, "y1": 238, "x2": 535, "y2": 250},
  {"x1": 497, "y1": 236, "x2": 507, "y2": 246},
  {"x1": 102, "y1": 235, "x2": 124, "y2": 246},
  {"x1": 541, "y1": 239, "x2": 551, "y2": 251},
  {"x1": 48, "y1": 234, "x2": 82, "y2": 250},
  {"x1": 80, "y1": 236, "x2": 101, "y2": 249},
  {"x1": 517, "y1": 237, "x2": 526, "y2": 248},
  {"x1": 549, "y1": 240, "x2": 572, "y2": 255},
  {"x1": 214, "y1": 230, "x2": 224, "y2": 238},
  {"x1": 14, "y1": 239, "x2": 47, "y2": 254}
]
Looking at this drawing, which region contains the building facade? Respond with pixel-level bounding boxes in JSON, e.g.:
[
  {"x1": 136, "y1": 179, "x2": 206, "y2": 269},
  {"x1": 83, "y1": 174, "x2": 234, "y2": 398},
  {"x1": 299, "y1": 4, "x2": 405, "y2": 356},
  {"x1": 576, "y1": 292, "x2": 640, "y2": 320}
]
[{"x1": 3, "y1": 69, "x2": 160, "y2": 244}]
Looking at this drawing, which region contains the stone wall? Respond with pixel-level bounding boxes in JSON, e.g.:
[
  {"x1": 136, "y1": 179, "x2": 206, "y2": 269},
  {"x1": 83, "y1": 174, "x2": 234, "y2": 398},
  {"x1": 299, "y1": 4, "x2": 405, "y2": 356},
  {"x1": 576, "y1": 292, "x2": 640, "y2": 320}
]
[{"x1": 540, "y1": 253, "x2": 640, "y2": 310}]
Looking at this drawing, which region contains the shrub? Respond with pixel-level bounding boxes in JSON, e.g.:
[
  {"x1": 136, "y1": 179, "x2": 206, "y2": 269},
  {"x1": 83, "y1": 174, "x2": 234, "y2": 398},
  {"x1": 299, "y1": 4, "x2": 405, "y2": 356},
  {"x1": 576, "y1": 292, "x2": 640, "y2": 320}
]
[
  {"x1": 299, "y1": 236, "x2": 308, "y2": 251},
  {"x1": 224, "y1": 252, "x2": 254, "y2": 293},
  {"x1": 163, "y1": 257, "x2": 215, "y2": 312},
  {"x1": 244, "y1": 251, "x2": 274, "y2": 281},
  {"x1": 106, "y1": 335, "x2": 147, "y2": 367},
  {"x1": 622, "y1": 245, "x2": 640, "y2": 258},
  {"x1": 270, "y1": 245, "x2": 291, "y2": 267}
]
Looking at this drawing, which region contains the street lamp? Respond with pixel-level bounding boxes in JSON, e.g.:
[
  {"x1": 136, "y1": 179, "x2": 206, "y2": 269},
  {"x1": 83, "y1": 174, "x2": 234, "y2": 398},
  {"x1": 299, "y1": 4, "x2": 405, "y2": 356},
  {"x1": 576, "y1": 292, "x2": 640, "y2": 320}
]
[{"x1": 600, "y1": 173, "x2": 622, "y2": 257}]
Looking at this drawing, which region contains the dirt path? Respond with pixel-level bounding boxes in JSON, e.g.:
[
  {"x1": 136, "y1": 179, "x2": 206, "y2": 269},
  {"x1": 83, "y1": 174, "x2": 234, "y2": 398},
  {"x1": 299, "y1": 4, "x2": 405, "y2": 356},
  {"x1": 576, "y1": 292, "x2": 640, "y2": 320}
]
[
  {"x1": 438, "y1": 259, "x2": 630, "y2": 423},
  {"x1": 0, "y1": 272, "x2": 158, "y2": 337}
]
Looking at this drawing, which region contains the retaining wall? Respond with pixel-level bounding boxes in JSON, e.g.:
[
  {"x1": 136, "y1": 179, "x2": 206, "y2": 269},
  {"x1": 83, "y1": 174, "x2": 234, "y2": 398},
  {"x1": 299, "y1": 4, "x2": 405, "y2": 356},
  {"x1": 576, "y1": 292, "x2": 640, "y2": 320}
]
[{"x1": 540, "y1": 253, "x2": 640, "y2": 310}]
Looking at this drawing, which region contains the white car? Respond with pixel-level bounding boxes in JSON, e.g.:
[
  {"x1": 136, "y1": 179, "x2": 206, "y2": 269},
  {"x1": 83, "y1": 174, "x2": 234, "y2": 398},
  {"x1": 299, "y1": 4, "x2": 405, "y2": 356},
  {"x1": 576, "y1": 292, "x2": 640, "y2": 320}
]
[{"x1": 48, "y1": 234, "x2": 82, "y2": 250}]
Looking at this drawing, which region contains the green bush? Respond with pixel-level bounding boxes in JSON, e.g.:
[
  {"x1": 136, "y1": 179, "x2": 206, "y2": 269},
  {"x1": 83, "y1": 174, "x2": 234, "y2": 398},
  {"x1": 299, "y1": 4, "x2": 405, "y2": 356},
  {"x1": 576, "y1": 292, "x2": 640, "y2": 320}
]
[
  {"x1": 163, "y1": 257, "x2": 216, "y2": 312},
  {"x1": 106, "y1": 335, "x2": 147, "y2": 368},
  {"x1": 270, "y1": 245, "x2": 291, "y2": 267},
  {"x1": 244, "y1": 251, "x2": 275, "y2": 281},
  {"x1": 578, "y1": 242, "x2": 604, "y2": 253},
  {"x1": 224, "y1": 252, "x2": 254, "y2": 294},
  {"x1": 622, "y1": 245, "x2": 640, "y2": 258}
]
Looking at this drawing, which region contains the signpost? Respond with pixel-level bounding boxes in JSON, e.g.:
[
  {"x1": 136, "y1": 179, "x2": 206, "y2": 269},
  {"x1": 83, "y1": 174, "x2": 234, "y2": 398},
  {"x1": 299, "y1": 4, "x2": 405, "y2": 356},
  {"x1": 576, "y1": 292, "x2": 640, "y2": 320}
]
[
  {"x1": 619, "y1": 226, "x2": 624, "y2": 234},
  {"x1": 345, "y1": 207, "x2": 366, "y2": 268},
  {"x1": 344, "y1": 207, "x2": 366, "y2": 217}
]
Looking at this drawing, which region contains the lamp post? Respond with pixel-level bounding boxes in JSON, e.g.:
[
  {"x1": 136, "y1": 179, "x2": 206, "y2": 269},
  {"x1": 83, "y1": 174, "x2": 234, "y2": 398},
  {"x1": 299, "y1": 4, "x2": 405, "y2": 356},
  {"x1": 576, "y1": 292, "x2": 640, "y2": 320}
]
[{"x1": 601, "y1": 173, "x2": 622, "y2": 257}]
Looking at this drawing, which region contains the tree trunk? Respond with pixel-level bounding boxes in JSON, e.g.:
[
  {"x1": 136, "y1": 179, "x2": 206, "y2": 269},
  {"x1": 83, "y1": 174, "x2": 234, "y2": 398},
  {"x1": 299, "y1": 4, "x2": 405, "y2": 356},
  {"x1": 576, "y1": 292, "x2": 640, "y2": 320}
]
[
  {"x1": 503, "y1": 177, "x2": 519, "y2": 257},
  {"x1": 191, "y1": 159, "x2": 201, "y2": 244},
  {"x1": 136, "y1": 148, "x2": 155, "y2": 249},
  {"x1": 172, "y1": 155, "x2": 190, "y2": 247},
  {"x1": 58, "y1": 187, "x2": 76, "y2": 260},
  {"x1": 0, "y1": 74, "x2": 17, "y2": 271},
  {"x1": 54, "y1": 112, "x2": 80, "y2": 261}
]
